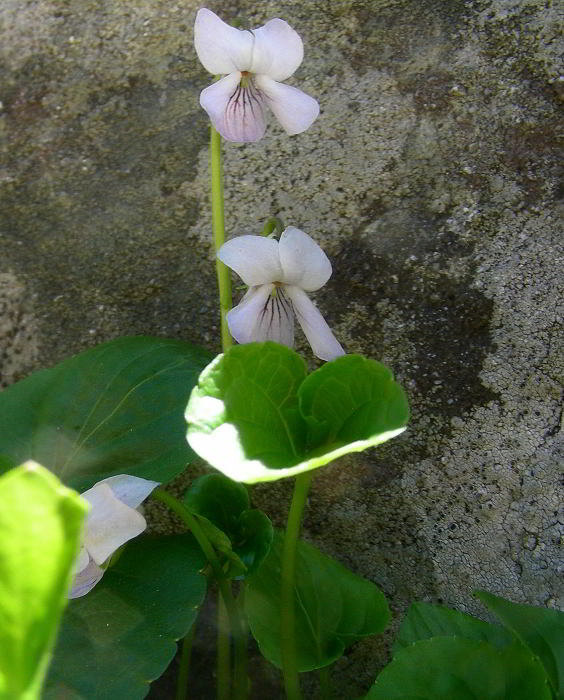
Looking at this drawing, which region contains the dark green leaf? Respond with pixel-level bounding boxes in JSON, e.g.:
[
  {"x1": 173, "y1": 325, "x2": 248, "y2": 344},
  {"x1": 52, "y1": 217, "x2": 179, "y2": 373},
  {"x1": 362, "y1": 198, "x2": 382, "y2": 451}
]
[
  {"x1": 45, "y1": 534, "x2": 207, "y2": 700},
  {"x1": 365, "y1": 637, "x2": 552, "y2": 700},
  {"x1": 183, "y1": 473, "x2": 250, "y2": 531},
  {"x1": 0, "y1": 336, "x2": 213, "y2": 490},
  {"x1": 476, "y1": 590, "x2": 564, "y2": 699},
  {"x1": 245, "y1": 531, "x2": 389, "y2": 671},
  {"x1": 0, "y1": 462, "x2": 87, "y2": 699},
  {"x1": 186, "y1": 343, "x2": 408, "y2": 483},
  {"x1": 183, "y1": 474, "x2": 273, "y2": 576},
  {"x1": 395, "y1": 601, "x2": 513, "y2": 653}
]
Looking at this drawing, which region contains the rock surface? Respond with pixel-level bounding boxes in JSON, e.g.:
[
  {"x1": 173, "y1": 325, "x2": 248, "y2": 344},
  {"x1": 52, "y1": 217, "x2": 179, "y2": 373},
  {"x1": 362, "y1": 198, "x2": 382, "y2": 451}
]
[{"x1": 1, "y1": 0, "x2": 562, "y2": 697}]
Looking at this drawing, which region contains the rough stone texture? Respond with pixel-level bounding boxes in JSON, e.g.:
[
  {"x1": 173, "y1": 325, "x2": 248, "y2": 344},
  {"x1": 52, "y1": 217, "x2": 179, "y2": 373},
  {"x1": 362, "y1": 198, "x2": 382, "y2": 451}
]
[{"x1": 1, "y1": 0, "x2": 562, "y2": 697}]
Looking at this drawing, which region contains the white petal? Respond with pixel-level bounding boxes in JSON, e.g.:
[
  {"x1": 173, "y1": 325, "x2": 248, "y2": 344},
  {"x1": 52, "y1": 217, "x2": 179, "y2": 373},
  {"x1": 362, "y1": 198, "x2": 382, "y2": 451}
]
[
  {"x1": 99, "y1": 474, "x2": 159, "y2": 509},
  {"x1": 69, "y1": 556, "x2": 104, "y2": 599},
  {"x1": 218, "y1": 235, "x2": 282, "y2": 285},
  {"x1": 255, "y1": 75, "x2": 319, "y2": 135},
  {"x1": 194, "y1": 8, "x2": 254, "y2": 74},
  {"x1": 72, "y1": 546, "x2": 90, "y2": 575},
  {"x1": 278, "y1": 227, "x2": 332, "y2": 291},
  {"x1": 81, "y1": 483, "x2": 147, "y2": 566},
  {"x1": 249, "y1": 19, "x2": 304, "y2": 81},
  {"x1": 285, "y1": 286, "x2": 345, "y2": 361},
  {"x1": 228, "y1": 284, "x2": 295, "y2": 347},
  {"x1": 200, "y1": 74, "x2": 267, "y2": 142}
]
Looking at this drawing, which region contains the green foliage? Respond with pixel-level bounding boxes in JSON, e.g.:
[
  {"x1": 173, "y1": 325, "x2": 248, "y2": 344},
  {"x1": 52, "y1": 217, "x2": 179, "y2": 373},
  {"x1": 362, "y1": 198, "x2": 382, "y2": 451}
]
[
  {"x1": 45, "y1": 534, "x2": 207, "y2": 700},
  {"x1": 183, "y1": 473, "x2": 273, "y2": 577},
  {"x1": 476, "y1": 590, "x2": 564, "y2": 699},
  {"x1": 245, "y1": 531, "x2": 390, "y2": 671},
  {"x1": 0, "y1": 336, "x2": 213, "y2": 491},
  {"x1": 0, "y1": 462, "x2": 87, "y2": 700},
  {"x1": 365, "y1": 636, "x2": 552, "y2": 699},
  {"x1": 186, "y1": 343, "x2": 409, "y2": 483},
  {"x1": 394, "y1": 601, "x2": 513, "y2": 653}
]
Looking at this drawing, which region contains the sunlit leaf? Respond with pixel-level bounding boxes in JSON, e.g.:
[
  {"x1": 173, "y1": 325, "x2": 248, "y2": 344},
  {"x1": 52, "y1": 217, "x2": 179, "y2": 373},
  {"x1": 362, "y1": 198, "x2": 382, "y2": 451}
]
[
  {"x1": 0, "y1": 462, "x2": 86, "y2": 699},
  {"x1": 186, "y1": 343, "x2": 408, "y2": 483}
]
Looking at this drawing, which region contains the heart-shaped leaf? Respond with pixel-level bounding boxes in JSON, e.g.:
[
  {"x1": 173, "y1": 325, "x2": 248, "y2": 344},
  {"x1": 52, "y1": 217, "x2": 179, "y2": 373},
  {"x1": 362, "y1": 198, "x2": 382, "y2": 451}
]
[
  {"x1": 186, "y1": 343, "x2": 408, "y2": 483},
  {"x1": 183, "y1": 474, "x2": 273, "y2": 576},
  {"x1": 476, "y1": 590, "x2": 564, "y2": 699},
  {"x1": 45, "y1": 534, "x2": 207, "y2": 700},
  {"x1": 245, "y1": 531, "x2": 389, "y2": 671},
  {"x1": 0, "y1": 462, "x2": 87, "y2": 699},
  {"x1": 365, "y1": 636, "x2": 552, "y2": 699},
  {"x1": 0, "y1": 337, "x2": 213, "y2": 491},
  {"x1": 394, "y1": 601, "x2": 513, "y2": 653}
]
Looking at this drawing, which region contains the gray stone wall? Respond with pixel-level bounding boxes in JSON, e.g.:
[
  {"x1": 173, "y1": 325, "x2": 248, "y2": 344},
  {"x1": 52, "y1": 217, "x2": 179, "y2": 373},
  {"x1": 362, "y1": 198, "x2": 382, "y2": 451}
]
[{"x1": 1, "y1": 0, "x2": 562, "y2": 697}]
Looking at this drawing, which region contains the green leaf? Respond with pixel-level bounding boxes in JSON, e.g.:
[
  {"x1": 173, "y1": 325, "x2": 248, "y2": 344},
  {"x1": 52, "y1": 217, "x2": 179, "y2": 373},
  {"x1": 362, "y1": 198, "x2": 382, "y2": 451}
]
[
  {"x1": 186, "y1": 343, "x2": 409, "y2": 483},
  {"x1": 0, "y1": 336, "x2": 213, "y2": 491},
  {"x1": 476, "y1": 590, "x2": 564, "y2": 699},
  {"x1": 183, "y1": 474, "x2": 273, "y2": 576},
  {"x1": 365, "y1": 637, "x2": 553, "y2": 700},
  {"x1": 245, "y1": 531, "x2": 389, "y2": 671},
  {"x1": 45, "y1": 534, "x2": 207, "y2": 700},
  {"x1": 394, "y1": 602, "x2": 513, "y2": 653},
  {"x1": 0, "y1": 462, "x2": 87, "y2": 699}
]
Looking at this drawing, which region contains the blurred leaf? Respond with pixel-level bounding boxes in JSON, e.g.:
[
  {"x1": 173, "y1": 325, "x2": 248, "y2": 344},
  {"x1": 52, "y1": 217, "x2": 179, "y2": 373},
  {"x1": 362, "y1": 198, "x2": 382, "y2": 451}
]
[
  {"x1": 365, "y1": 636, "x2": 552, "y2": 699},
  {"x1": 183, "y1": 474, "x2": 273, "y2": 576},
  {"x1": 186, "y1": 343, "x2": 409, "y2": 483},
  {"x1": 45, "y1": 534, "x2": 207, "y2": 700},
  {"x1": 0, "y1": 462, "x2": 87, "y2": 699},
  {"x1": 476, "y1": 590, "x2": 564, "y2": 699},
  {"x1": 395, "y1": 601, "x2": 513, "y2": 653},
  {"x1": 245, "y1": 531, "x2": 389, "y2": 670},
  {"x1": 0, "y1": 336, "x2": 213, "y2": 490}
]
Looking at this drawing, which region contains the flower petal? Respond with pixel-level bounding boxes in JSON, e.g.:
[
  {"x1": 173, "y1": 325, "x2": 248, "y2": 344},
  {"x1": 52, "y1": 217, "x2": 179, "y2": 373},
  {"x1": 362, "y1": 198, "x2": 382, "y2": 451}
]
[
  {"x1": 285, "y1": 286, "x2": 345, "y2": 361},
  {"x1": 255, "y1": 75, "x2": 319, "y2": 135},
  {"x1": 194, "y1": 8, "x2": 254, "y2": 75},
  {"x1": 228, "y1": 284, "x2": 295, "y2": 347},
  {"x1": 99, "y1": 474, "x2": 160, "y2": 509},
  {"x1": 72, "y1": 546, "x2": 90, "y2": 575},
  {"x1": 249, "y1": 18, "x2": 304, "y2": 81},
  {"x1": 218, "y1": 235, "x2": 282, "y2": 285},
  {"x1": 81, "y1": 483, "x2": 147, "y2": 566},
  {"x1": 69, "y1": 556, "x2": 104, "y2": 599},
  {"x1": 200, "y1": 74, "x2": 267, "y2": 142},
  {"x1": 278, "y1": 227, "x2": 333, "y2": 291}
]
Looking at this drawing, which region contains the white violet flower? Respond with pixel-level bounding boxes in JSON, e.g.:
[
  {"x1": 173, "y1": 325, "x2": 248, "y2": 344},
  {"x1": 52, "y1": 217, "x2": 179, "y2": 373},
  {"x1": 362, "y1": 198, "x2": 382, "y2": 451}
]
[
  {"x1": 194, "y1": 8, "x2": 320, "y2": 142},
  {"x1": 70, "y1": 474, "x2": 159, "y2": 598},
  {"x1": 218, "y1": 227, "x2": 344, "y2": 361}
]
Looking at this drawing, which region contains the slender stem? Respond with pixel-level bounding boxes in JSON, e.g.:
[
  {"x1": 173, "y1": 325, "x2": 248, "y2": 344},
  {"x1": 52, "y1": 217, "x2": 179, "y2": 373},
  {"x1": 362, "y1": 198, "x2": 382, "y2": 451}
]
[
  {"x1": 233, "y1": 587, "x2": 248, "y2": 700},
  {"x1": 210, "y1": 124, "x2": 232, "y2": 352},
  {"x1": 318, "y1": 666, "x2": 332, "y2": 700},
  {"x1": 217, "y1": 594, "x2": 231, "y2": 700},
  {"x1": 152, "y1": 489, "x2": 247, "y2": 699},
  {"x1": 176, "y1": 620, "x2": 197, "y2": 700},
  {"x1": 281, "y1": 472, "x2": 314, "y2": 700}
]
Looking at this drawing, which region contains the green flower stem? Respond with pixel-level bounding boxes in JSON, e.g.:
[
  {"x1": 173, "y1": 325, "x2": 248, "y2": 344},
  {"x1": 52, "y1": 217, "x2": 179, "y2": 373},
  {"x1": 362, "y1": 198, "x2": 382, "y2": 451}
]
[
  {"x1": 218, "y1": 594, "x2": 230, "y2": 700},
  {"x1": 152, "y1": 489, "x2": 247, "y2": 700},
  {"x1": 210, "y1": 124, "x2": 232, "y2": 352},
  {"x1": 281, "y1": 471, "x2": 314, "y2": 700},
  {"x1": 318, "y1": 666, "x2": 332, "y2": 700},
  {"x1": 176, "y1": 619, "x2": 197, "y2": 700}
]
